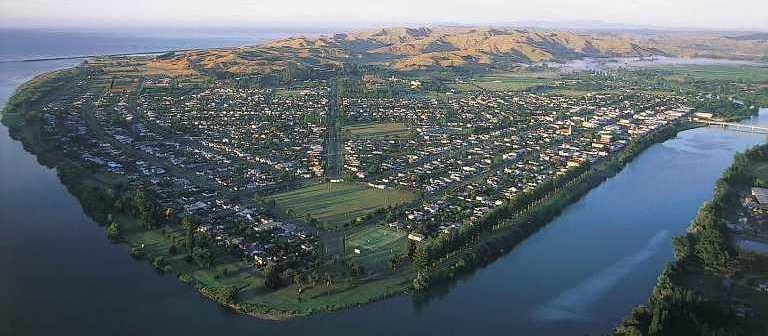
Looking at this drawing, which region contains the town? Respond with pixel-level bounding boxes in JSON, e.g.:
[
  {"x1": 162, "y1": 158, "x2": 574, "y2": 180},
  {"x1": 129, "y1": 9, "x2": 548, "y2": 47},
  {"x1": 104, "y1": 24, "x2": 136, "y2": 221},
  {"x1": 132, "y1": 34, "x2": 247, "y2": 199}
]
[
  {"x1": 30, "y1": 56, "x2": 708, "y2": 277},
  {"x1": 15, "y1": 51, "x2": 763, "y2": 320}
]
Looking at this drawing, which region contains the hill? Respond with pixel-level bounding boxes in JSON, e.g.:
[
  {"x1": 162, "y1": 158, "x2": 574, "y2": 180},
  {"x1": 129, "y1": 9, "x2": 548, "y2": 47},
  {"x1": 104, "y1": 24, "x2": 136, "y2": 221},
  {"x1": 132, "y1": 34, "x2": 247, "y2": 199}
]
[{"x1": 134, "y1": 26, "x2": 768, "y2": 77}]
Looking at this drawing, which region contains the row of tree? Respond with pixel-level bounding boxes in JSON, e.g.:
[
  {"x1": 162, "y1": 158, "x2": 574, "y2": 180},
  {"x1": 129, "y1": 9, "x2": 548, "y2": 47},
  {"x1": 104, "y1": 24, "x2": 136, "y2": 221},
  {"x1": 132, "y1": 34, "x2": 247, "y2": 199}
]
[{"x1": 411, "y1": 121, "x2": 690, "y2": 290}]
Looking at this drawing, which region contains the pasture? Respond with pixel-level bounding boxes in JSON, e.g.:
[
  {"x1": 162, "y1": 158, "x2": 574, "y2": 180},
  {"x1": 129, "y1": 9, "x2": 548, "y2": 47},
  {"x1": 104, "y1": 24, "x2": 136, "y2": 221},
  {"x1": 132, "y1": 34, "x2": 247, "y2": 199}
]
[{"x1": 659, "y1": 65, "x2": 768, "y2": 83}]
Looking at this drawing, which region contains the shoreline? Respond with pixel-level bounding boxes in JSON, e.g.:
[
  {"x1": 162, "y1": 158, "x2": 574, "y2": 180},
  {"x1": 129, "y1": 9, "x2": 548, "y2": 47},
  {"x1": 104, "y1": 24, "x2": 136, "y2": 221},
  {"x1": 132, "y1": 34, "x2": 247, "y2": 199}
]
[
  {"x1": 613, "y1": 137, "x2": 768, "y2": 335},
  {"x1": 0, "y1": 48, "x2": 199, "y2": 64},
  {"x1": 421, "y1": 120, "x2": 705, "y2": 288},
  {"x1": 0, "y1": 64, "x2": 757, "y2": 320}
]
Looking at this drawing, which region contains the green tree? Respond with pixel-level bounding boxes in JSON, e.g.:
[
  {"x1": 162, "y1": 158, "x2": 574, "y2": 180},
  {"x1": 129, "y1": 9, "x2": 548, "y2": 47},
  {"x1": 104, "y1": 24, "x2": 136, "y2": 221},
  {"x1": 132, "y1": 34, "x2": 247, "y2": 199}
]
[
  {"x1": 264, "y1": 263, "x2": 282, "y2": 289},
  {"x1": 413, "y1": 271, "x2": 430, "y2": 291},
  {"x1": 182, "y1": 216, "x2": 200, "y2": 254},
  {"x1": 106, "y1": 222, "x2": 121, "y2": 240},
  {"x1": 672, "y1": 235, "x2": 693, "y2": 263},
  {"x1": 413, "y1": 245, "x2": 430, "y2": 271},
  {"x1": 131, "y1": 244, "x2": 145, "y2": 258},
  {"x1": 192, "y1": 246, "x2": 214, "y2": 268}
]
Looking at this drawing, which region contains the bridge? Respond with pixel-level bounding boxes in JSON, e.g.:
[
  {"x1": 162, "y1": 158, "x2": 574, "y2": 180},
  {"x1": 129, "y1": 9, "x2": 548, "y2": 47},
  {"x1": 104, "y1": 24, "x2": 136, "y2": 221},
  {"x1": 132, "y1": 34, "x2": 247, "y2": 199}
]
[{"x1": 695, "y1": 119, "x2": 768, "y2": 134}]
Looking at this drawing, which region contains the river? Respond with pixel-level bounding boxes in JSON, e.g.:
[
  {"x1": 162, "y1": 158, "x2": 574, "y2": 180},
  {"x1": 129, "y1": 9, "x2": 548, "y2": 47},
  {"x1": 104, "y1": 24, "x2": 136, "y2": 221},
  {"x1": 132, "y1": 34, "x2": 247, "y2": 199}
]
[{"x1": 1, "y1": 37, "x2": 767, "y2": 336}]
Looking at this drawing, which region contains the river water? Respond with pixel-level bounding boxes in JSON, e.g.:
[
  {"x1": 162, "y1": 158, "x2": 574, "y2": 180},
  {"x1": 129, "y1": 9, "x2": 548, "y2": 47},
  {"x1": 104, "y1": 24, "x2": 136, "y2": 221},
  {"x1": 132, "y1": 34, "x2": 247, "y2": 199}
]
[{"x1": 1, "y1": 32, "x2": 767, "y2": 336}]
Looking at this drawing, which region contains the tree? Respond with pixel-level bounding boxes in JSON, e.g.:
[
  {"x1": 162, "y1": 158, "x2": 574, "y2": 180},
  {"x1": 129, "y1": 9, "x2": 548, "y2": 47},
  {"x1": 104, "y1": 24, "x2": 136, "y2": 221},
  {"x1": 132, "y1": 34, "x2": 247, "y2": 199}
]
[
  {"x1": 152, "y1": 256, "x2": 166, "y2": 269},
  {"x1": 672, "y1": 235, "x2": 693, "y2": 263},
  {"x1": 413, "y1": 271, "x2": 430, "y2": 291},
  {"x1": 131, "y1": 244, "x2": 144, "y2": 258},
  {"x1": 106, "y1": 222, "x2": 121, "y2": 240},
  {"x1": 694, "y1": 226, "x2": 734, "y2": 274},
  {"x1": 413, "y1": 245, "x2": 431, "y2": 271},
  {"x1": 182, "y1": 216, "x2": 200, "y2": 254},
  {"x1": 192, "y1": 246, "x2": 213, "y2": 268},
  {"x1": 406, "y1": 239, "x2": 417, "y2": 258},
  {"x1": 181, "y1": 215, "x2": 200, "y2": 230},
  {"x1": 264, "y1": 263, "x2": 282, "y2": 289},
  {"x1": 202, "y1": 286, "x2": 238, "y2": 306}
]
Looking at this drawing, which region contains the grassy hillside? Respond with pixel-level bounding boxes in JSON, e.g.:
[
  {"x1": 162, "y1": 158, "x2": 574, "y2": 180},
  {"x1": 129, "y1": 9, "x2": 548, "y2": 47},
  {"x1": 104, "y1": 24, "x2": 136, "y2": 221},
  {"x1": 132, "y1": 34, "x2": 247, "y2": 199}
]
[{"x1": 136, "y1": 27, "x2": 768, "y2": 78}]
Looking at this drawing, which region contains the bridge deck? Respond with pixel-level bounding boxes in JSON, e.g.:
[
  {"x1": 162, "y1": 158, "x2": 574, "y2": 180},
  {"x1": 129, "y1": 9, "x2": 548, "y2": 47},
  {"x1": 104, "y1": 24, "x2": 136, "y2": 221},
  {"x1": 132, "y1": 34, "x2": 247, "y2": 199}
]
[{"x1": 695, "y1": 119, "x2": 768, "y2": 134}]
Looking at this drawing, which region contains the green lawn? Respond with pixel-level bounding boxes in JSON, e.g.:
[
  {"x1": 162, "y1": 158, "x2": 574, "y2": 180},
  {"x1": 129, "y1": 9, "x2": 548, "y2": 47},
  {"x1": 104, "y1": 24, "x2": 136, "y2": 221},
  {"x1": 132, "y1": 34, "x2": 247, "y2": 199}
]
[
  {"x1": 118, "y1": 213, "x2": 270, "y2": 299},
  {"x1": 550, "y1": 88, "x2": 594, "y2": 97},
  {"x1": 270, "y1": 182, "x2": 417, "y2": 228},
  {"x1": 346, "y1": 225, "x2": 407, "y2": 271},
  {"x1": 345, "y1": 122, "x2": 411, "y2": 138},
  {"x1": 451, "y1": 71, "x2": 559, "y2": 91}
]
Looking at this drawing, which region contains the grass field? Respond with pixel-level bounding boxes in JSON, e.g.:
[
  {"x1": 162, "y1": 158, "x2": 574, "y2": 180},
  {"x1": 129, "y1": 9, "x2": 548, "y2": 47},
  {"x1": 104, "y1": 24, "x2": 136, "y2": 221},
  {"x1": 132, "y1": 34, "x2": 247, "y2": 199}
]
[
  {"x1": 346, "y1": 225, "x2": 407, "y2": 271},
  {"x1": 658, "y1": 65, "x2": 768, "y2": 83},
  {"x1": 550, "y1": 88, "x2": 594, "y2": 97},
  {"x1": 270, "y1": 182, "x2": 418, "y2": 228},
  {"x1": 451, "y1": 71, "x2": 559, "y2": 91},
  {"x1": 345, "y1": 122, "x2": 410, "y2": 138},
  {"x1": 118, "y1": 213, "x2": 266, "y2": 291},
  {"x1": 114, "y1": 210, "x2": 416, "y2": 318}
]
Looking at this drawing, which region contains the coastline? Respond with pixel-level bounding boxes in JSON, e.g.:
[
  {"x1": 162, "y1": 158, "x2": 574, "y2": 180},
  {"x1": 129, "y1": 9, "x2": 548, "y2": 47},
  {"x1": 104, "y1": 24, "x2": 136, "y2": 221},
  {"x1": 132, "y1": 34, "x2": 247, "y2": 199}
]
[{"x1": 0, "y1": 49, "x2": 200, "y2": 64}]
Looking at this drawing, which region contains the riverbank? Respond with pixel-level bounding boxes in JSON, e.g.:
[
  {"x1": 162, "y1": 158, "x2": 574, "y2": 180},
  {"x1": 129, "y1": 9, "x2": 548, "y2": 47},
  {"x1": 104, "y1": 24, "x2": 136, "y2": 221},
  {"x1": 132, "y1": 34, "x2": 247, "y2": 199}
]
[
  {"x1": 419, "y1": 120, "x2": 705, "y2": 287},
  {"x1": 613, "y1": 141, "x2": 768, "y2": 335},
  {"x1": 0, "y1": 66, "x2": 710, "y2": 320},
  {"x1": 0, "y1": 66, "x2": 411, "y2": 319}
]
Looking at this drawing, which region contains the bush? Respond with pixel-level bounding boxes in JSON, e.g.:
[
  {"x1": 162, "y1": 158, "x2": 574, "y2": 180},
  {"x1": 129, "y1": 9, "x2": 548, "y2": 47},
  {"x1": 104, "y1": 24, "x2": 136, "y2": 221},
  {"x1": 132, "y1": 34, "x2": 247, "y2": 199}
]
[
  {"x1": 131, "y1": 244, "x2": 145, "y2": 258},
  {"x1": 106, "y1": 222, "x2": 121, "y2": 240}
]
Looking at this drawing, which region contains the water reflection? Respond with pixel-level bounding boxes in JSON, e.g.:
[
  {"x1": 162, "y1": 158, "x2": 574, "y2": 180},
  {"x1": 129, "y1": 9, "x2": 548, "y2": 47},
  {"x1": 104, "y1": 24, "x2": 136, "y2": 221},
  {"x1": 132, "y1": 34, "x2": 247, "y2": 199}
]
[{"x1": 532, "y1": 230, "x2": 669, "y2": 322}]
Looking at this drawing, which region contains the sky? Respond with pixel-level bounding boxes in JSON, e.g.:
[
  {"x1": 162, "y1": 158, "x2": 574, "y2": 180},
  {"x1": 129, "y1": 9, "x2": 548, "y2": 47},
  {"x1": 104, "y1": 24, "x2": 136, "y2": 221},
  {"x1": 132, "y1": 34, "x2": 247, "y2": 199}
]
[{"x1": 1, "y1": 0, "x2": 767, "y2": 31}]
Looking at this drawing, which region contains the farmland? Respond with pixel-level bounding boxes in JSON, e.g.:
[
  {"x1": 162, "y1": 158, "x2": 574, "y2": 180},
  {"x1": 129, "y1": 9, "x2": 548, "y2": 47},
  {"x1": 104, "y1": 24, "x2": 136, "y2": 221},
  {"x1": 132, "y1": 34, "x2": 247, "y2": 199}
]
[{"x1": 659, "y1": 65, "x2": 768, "y2": 83}]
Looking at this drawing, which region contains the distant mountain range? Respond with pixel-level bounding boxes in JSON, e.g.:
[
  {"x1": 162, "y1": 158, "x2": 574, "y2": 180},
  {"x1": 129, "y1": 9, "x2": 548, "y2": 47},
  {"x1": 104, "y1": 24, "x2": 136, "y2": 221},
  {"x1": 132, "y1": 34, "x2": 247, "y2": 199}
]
[
  {"x1": 145, "y1": 26, "x2": 768, "y2": 76},
  {"x1": 726, "y1": 32, "x2": 768, "y2": 41}
]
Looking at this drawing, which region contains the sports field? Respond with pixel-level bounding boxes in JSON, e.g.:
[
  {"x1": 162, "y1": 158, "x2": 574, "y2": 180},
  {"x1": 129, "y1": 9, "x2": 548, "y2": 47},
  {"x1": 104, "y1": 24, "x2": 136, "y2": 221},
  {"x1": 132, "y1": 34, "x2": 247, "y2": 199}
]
[
  {"x1": 345, "y1": 225, "x2": 407, "y2": 271},
  {"x1": 451, "y1": 71, "x2": 560, "y2": 91},
  {"x1": 345, "y1": 122, "x2": 411, "y2": 138},
  {"x1": 270, "y1": 182, "x2": 417, "y2": 228}
]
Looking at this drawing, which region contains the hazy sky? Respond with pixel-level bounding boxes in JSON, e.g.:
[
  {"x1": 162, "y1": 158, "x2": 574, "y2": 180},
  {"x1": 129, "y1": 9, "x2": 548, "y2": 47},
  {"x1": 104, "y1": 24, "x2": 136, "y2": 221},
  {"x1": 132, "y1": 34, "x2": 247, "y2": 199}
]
[{"x1": 2, "y1": 0, "x2": 767, "y2": 31}]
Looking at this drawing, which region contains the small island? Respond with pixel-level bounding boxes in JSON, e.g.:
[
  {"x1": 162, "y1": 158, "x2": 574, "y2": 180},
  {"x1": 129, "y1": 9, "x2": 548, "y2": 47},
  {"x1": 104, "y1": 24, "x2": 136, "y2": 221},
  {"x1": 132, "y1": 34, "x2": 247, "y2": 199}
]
[{"x1": 2, "y1": 27, "x2": 766, "y2": 319}]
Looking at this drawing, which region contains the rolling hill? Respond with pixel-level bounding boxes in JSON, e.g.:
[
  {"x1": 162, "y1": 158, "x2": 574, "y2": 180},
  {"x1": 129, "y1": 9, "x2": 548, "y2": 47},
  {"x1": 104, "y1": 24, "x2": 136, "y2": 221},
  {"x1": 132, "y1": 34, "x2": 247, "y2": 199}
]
[{"x1": 137, "y1": 26, "x2": 768, "y2": 77}]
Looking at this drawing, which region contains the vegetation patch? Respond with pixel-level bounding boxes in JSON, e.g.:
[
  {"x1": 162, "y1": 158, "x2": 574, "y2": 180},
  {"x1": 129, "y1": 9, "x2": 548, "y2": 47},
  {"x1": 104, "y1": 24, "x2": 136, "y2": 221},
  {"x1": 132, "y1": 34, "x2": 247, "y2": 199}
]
[
  {"x1": 269, "y1": 182, "x2": 417, "y2": 229},
  {"x1": 345, "y1": 225, "x2": 407, "y2": 272},
  {"x1": 451, "y1": 71, "x2": 559, "y2": 91},
  {"x1": 658, "y1": 65, "x2": 768, "y2": 83},
  {"x1": 345, "y1": 122, "x2": 411, "y2": 138}
]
